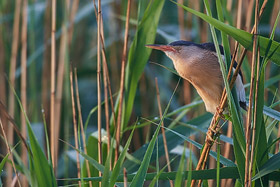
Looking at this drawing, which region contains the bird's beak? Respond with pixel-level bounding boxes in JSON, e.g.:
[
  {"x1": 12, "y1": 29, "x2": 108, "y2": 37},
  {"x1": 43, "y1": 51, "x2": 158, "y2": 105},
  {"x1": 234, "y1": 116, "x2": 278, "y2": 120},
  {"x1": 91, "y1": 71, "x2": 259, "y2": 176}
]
[{"x1": 146, "y1": 44, "x2": 176, "y2": 52}]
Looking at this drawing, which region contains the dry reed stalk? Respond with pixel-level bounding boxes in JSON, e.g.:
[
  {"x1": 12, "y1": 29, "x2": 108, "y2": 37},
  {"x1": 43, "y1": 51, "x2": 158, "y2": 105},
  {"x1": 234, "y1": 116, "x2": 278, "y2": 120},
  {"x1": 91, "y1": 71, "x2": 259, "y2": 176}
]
[
  {"x1": 74, "y1": 69, "x2": 93, "y2": 187},
  {"x1": 42, "y1": 1, "x2": 51, "y2": 131},
  {"x1": 50, "y1": 0, "x2": 57, "y2": 169},
  {"x1": 0, "y1": 21, "x2": 7, "y2": 148},
  {"x1": 54, "y1": 23, "x2": 67, "y2": 170},
  {"x1": 70, "y1": 67, "x2": 81, "y2": 186},
  {"x1": 0, "y1": 118, "x2": 21, "y2": 187},
  {"x1": 7, "y1": 0, "x2": 22, "y2": 185},
  {"x1": 68, "y1": 0, "x2": 79, "y2": 46},
  {"x1": 54, "y1": 0, "x2": 70, "y2": 172},
  {"x1": 123, "y1": 168, "x2": 128, "y2": 187},
  {"x1": 245, "y1": 0, "x2": 260, "y2": 186},
  {"x1": 20, "y1": 0, "x2": 28, "y2": 186},
  {"x1": 249, "y1": 47, "x2": 260, "y2": 186},
  {"x1": 96, "y1": 0, "x2": 103, "y2": 177},
  {"x1": 245, "y1": 0, "x2": 255, "y2": 32},
  {"x1": 102, "y1": 49, "x2": 111, "y2": 163},
  {"x1": 92, "y1": 0, "x2": 116, "y2": 167},
  {"x1": 245, "y1": 1, "x2": 259, "y2": 185},
  {"x1": 155, "y1": 78, "x2": 173, "y2": 187},
  {"x1": 236, "y1": 0, "x2": 242, "y2": 30},
  {"x1": 115, "y1": 0, "x2": 131, "y2": 163}
]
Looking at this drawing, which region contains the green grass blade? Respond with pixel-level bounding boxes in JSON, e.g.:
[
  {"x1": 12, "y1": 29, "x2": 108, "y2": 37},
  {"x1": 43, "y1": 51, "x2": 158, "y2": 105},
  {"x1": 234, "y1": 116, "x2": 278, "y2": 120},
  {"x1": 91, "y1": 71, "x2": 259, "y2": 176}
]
[
  {"x1": 109, "y1": 125, "x2": 136, "y2": 187},
  {"x1": 0, "y1": 152, "x2": 9, "y2": 173},
  {"x1": 130, "y1": 119, "x2": 162, "y2": 187},
  {"x1": 123, "y1": 0, "x2": 164, "y2": 128},
  {"x1": 252, "y1": 152, "x2": 280, "y2": 181},
  {"x1": 187, "y1": 145, "x2": 193, "y2": 186},
  {"x1": 174, "y1": 146, "x2": 186, "y2": 186},
  {"x1": 11, "y1": 85, "x2": 57, "y2": 187}
]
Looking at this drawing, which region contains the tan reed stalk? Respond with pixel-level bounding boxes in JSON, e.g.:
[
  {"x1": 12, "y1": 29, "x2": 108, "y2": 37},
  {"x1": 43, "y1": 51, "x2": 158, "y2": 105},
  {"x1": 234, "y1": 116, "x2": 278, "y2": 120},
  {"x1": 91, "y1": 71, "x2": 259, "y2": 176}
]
[
  {"x1": 7, "y1": 0, "x2": 22, "y2": 185},
  {"x1": 68, "y1": 0, "x2": 79, "y2": 46},
  {"x1": 102, "y1": 48, "x2": 111, "y2": 165},
  {"x1": 249, "y1": 47, "x2": 260, "y2": 187},
  {"x1": 0, "y1": 8, "x2": 7, "y2": 156},
  {"x1": 0, "y1": 118, "x2": 21, "y2": 187},
  {"x1": 54, "y1": 0, "x2": 70, "y2": 171},
  {"x1": 123, "y1": 168, "x2": 128, "y2": 187},
  {"x1": 74, "y1": 69, "x2": 92, "y2": 187},
  {"x1": 155, "y1": 78, "x2": 173, "y2": 187},
  {"x1": 245, "y1": 0, "x2": 255, "y2": 32},
  {"x1": 20, "y1": 0, "x2": 28, "y2": 186},
  {"x1": 41, "y1": 1, "x2": 51, "y2": 132},
  {"x1": 245, "y1": 2, "x2": 259, "y2": 186},
  {"x1": 50, "y1": 0, "x2": 57, "y2": 169},
  {"x1": 96, "y1": 0, "x2": 103, "y2": 178},
  {"x1": 70, "y1": 67, "x2": 81, "y2": 186},
  {"x1": 248, "y1": 8, "x2": 260, "y2": 186},
  {"x1": 236, "y1": 0, "x2": 242, "y2": 30},
  {"x1": 115, "y1": 0, "x2": 131, "y2": 163}
]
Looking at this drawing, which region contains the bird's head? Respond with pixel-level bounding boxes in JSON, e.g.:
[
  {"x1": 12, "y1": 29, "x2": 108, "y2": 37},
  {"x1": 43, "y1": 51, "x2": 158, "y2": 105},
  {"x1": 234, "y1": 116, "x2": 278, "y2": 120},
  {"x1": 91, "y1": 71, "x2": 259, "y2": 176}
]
[{"x1": 146, "y1": 40, "x2": 203, "y2": 64}]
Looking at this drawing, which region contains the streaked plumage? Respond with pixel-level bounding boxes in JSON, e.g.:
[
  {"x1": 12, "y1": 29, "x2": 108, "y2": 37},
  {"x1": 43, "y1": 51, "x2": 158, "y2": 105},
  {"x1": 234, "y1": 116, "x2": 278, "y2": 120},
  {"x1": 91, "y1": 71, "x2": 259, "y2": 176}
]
[{"x1": 146, "y1": 40, "x2": 246, "y2": 114}]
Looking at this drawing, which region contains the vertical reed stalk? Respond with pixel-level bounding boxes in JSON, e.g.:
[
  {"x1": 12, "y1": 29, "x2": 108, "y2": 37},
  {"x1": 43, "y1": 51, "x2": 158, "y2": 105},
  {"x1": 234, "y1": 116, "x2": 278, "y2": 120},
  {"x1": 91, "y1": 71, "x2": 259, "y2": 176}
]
[
  {"x1": 102, "y1": 46, "x2": 111, "y2": 164},
  {"x1": 68, "y1": 0, "x2": 79, "y2": 46},
  {"x1": 7, "y1": 0, "x2": 22, "y2": 185},
  {"x1": 74, "y1": 69, "x2": 92, "y2": 187},
  {"x1": 54, "y1": 0, "x2": 70, "y2": 170},
  {"x1": 20, "y1": 0, "x2": 28, "y2": 186},
  {"x1": 96, "y1": 0, "x2": 103, "y2": 177},
  {"x1": 248, "y1": 4, "x2": 260, "y2": 186},
  {"x1": 245, "y1": 1, "x2": 259, "y2": 185},
  {"x1": 50, "y1": 0, "x2": 57, "y2": 169},
  {"x1": 123, "y1": 168, "x2": 128, "y2": 187},
  {"x1": 70, "y1": 67, "x2": 81, "y2": 186},
  {"x1": 0, "y1": 118, "x2": 21, "y2": 187},
  {"x1": 115, "y1": 0, "x2": 131, "y2": 163},
  {"x1": 155, "y1": 78, "x2": 173, "y2": 187}
]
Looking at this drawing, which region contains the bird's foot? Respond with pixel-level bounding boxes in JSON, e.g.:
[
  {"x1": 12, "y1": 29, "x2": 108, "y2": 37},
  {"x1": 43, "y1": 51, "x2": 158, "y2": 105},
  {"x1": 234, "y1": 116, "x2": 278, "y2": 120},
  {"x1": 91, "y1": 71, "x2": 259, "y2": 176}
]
[
  {"x1": 216, "y1": 106, "x2": 226, "y2": 121},
  {"x1": 206, "y1": 125, "x2": 221, "y2": 145}
]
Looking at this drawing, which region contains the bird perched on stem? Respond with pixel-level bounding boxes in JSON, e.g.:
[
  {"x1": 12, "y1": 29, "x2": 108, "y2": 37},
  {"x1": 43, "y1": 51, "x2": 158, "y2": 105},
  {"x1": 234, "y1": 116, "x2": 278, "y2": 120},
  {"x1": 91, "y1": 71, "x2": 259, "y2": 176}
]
[{"x1": 146, "y1": 40, "x2": 246, "y2": 113}]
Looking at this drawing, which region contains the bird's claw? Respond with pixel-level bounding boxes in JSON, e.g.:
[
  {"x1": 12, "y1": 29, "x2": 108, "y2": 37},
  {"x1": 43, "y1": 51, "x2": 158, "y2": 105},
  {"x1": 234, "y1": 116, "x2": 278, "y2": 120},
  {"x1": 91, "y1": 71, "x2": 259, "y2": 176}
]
[{"x1": 206, "y1": 125, "x2": 221, "y2": 145}]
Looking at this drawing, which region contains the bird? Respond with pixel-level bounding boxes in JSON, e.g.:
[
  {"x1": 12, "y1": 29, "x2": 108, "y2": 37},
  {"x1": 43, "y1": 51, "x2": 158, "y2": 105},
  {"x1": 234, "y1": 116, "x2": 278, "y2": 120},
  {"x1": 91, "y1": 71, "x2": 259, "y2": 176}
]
[{"x1": 146, "y1": 40, "x2": 246, "y2": 114}]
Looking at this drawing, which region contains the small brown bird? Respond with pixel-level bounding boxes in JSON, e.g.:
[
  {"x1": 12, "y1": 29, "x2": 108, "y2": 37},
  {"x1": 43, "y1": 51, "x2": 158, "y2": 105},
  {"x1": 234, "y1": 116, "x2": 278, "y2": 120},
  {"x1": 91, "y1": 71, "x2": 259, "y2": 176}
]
[{"x1": 146, "y1": 40, "x2": 246, "y2": 113}]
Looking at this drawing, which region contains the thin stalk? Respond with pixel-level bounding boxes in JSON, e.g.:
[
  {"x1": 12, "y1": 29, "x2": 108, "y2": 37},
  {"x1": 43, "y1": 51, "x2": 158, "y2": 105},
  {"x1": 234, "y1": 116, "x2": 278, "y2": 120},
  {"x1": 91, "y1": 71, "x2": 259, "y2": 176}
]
[
  {"x1": 155, "y1": 78, "x2": 173, "y2": 187},
  {"x1": 249, "y1": 47, "x2": 260, "y2": 187},
  {"x1": 92, "y1": 0, "x2": 116, "y2": 130},
  {"x1": 249, "y1": 5, "x2": 260, "y2": 185},
  {"x1": 0, "y1": 118, "x2": 21, "y2": 187},
  {"x1": 96, "y1": 0, "x2": 103, "y2": 177},
  {"x1": 50, "y1": 0, "x2": 57, "y2": 169},
  {"x1": 74, "y1": 69, "x2": 92, "y2": 187},
  {"x1": 245, "y1": 1, "x2": 259, "y2": 185},
  {"x1": 54, "y1": 21, "x2": 67, "y2": 169},
  {"x1": 7, "y1": 0, "x2": 22, "y2": 184},
  {"x1": 115, "y1": 0, "x2": 131, "y2": 163},
  {"x1": 68, "y1": 0, "x2": 79, "y2": 46},
  {"x1": 123, "y1": 168, "x2": 128, "y2": 187},
  {"x1": 20, "y1": 0, "x2": 28, "y2": 186},
  {"x1": 70, "y1": 67, "x2": 81, "y2": 186}
]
